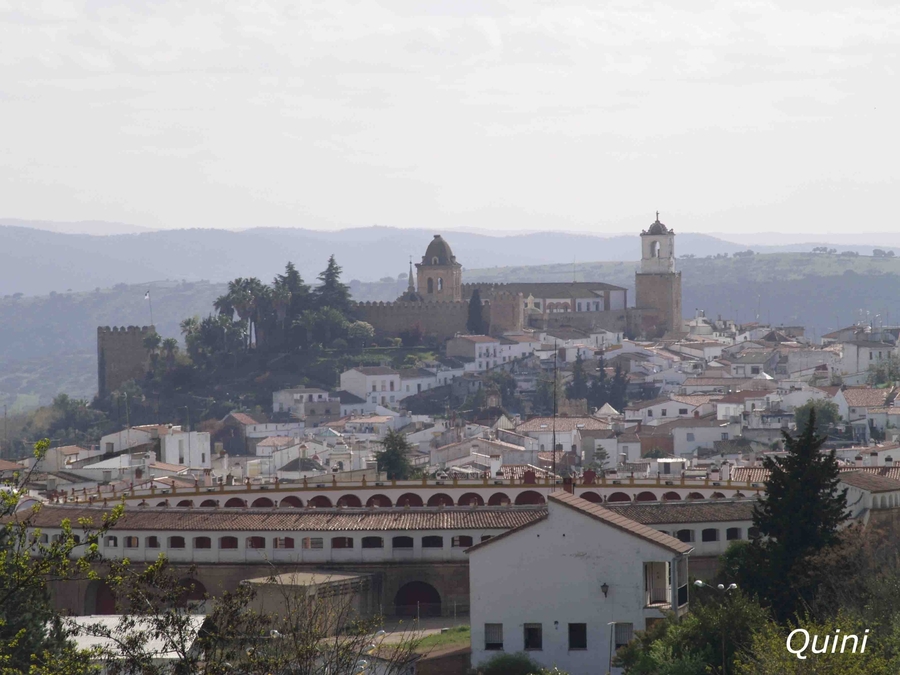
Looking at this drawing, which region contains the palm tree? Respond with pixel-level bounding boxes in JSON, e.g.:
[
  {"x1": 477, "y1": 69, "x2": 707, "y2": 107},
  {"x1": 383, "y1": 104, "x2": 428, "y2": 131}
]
[{"x1": 161, "y1": 338, "x2": 179, "y2": 368}]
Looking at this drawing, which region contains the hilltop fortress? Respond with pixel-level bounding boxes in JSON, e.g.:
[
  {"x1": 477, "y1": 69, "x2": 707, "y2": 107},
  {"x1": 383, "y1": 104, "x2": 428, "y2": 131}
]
[{"x1": 351, "y1": 215, "x2": 683, "y2": 341}]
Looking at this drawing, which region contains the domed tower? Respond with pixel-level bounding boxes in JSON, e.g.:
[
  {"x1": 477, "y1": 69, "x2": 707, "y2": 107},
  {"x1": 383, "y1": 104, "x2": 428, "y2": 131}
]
[
  {"x1": 635, "y1": 213, "x2": 682, "y2": 336},
  {"x1": 416, "y1": 234, "x2": 462, "y2": 301}
]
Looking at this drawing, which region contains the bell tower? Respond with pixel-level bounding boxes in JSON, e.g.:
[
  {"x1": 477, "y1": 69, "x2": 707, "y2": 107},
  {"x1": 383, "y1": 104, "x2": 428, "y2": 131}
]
[
  {"x1": 415, "y1": 234, "x2": 462, "y2": 301},
  {"x1": 635, "y1": 213, "x2": 682, "y2": 336}
]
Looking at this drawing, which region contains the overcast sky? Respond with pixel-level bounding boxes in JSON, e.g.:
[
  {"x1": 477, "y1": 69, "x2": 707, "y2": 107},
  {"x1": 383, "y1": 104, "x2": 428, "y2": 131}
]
[{"x1": 1, "y1": 1, "x2": 898, "y2": 236}]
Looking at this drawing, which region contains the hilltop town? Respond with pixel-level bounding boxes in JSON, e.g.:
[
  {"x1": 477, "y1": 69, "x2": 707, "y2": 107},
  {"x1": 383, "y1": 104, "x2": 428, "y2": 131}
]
[{"x1": 5, "y1": 217, "x2": 900, "y2": 673}]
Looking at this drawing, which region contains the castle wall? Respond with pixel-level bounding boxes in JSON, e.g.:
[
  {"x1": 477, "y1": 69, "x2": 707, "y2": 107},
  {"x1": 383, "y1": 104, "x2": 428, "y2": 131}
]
[
  {"x1": 351, "y1": 301, "x2": 471, "y2": 341},
  {"x1": 529, "y1": 309, "x2": 630, "y2": 334},
  {"x1": 635, "y1": 272, "x2": 682, "y2": 337},
  {"x1": 97, "y1": 326, "x2": 153, "y2": 398}
]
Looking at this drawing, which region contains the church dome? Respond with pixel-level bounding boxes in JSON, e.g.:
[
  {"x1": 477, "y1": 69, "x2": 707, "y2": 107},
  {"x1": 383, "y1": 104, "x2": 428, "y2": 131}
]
[
  {"x1": 647, "y1": 217, "x2": 669, "y2": 235},
  {"x1": 422, "y1": 235, "x2": 458, "y2": 266}
]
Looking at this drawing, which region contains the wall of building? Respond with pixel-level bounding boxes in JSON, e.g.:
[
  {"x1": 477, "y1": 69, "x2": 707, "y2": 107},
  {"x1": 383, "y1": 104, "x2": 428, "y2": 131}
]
[
  {"x1": 635, "y1": 272, "x2": 682, "y2": 337},
  {"x1": 97, "y1": 326, "x2": 153, "y2": 398}
]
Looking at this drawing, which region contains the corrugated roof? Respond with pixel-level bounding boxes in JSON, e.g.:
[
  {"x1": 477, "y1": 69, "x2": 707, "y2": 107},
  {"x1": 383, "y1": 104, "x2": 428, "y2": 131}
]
[{"x1": 13, "y1": 505, "x2": 547, "y2": 532}]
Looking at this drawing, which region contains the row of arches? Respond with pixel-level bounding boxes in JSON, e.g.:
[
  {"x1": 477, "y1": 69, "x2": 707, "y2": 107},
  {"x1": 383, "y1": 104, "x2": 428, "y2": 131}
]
[
  {"x1": 578, "y1": 491, "x2": 741, "y2": 504},
  {"x1": 153, "y1": 491, "x2": 549, "y2": 509}
]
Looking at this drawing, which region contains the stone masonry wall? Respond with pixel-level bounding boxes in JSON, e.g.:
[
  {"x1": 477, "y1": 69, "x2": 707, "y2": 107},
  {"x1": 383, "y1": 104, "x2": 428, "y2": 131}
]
[{"x1": 97, "y1": 326, "x2": 153, "y2": 398}]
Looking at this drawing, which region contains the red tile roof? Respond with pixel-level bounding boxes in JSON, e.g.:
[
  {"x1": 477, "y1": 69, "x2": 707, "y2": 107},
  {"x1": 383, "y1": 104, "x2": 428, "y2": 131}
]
[
  {"x1": 515, "y1": 417, "x2": 610, "y2": 432},
  {"x1": 605, "y1": 500, "x2": 757, "y2": 524},
  {"x1": 839, "y1": 471, "x2": 900, "y2": 493},
  {"x1": 840, "y1": 387, "x2": 895, "y2": 408},
  {"x1": 729, "y1": 467, "x2": 771, "y2": 483},
  {"x1": 226, "y1": 412, "x2": 259, "y2": 426}
]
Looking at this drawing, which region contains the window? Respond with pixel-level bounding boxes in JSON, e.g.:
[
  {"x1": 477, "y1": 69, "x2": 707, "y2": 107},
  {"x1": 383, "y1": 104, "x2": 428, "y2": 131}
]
[
  {"x1": 726, "y1": 528, "x2": 742, "y2": 541},
  {"x1": 390, "y1": 381, "x2": 394, "y2": 391},
  {"x1": 427, "y1": 278, "x2": 434, "y2": 293},
  {"x1": 178, "y1": 439, "x2": 185, "y2": 465},
  {"x1": 105, "y1": 536, "x2": 118, "y2": 547},
  {"x1": 524, "y1": 623, "x2": 543, "y2": 650},
  {"x1": 647, "y1": 410, "x2": 653, "y2": 417},
  {"x1": 679, "y1": 408, "x2": 688, "y2": 415},
  {"x1": 332, "y1": 537, "x2": 354, "y2": 549},
  {"x1": 169, "y1": 536, "x2": 186, "y2": 549},
  {"x1": 568, "y1": 623, "x2": 587, "y2": 650},
  {"x1": 422, "y1": 536, "x2": 443, "y2": 548},
  {"x1": 686, "y1": 433, "x2": 695, "y2": 442},
  {"x1": 247, "y1": 536, "x2": 266, "y2": 549},
  {"x1": 437, "y1": 277, "x2": 443, "y2": 291},
  {"x1": 452, "y1": 535, "x2": 473, "y2": 548},
  {"x1": 124, "y1": 536, "x2": 139, "y2": 548},
  {"x1": 701, "y1": 528, "x2": 719, "y2": 542},
  {"x1": 362, "y1": 536, "x2": 384, "y2": 549},
  {"x1": 201, "y1": 452, "x2": 206, "y2": 463},
  {"x1": 220, "y1": 536, "x2": 238, "y2": 549},
  {"x1": 721, "y1": 433, "x2": 729, "y2": 441},
  {"x1": 302, "y1": 537, "x2": 324, "y2": 549},
  {"x1": 274, "y1": 537, "x2": 295, "y2": 549},
  {"x1": 577, "y1": 302, "x2": 582, "y2": 311},
  {"x1": 146, "y1": 536, "x2": 160, "y2": 549},
  {"x1": 105, "y1": 442, "x2": 114, "y2": 453},
  {"x1": 751, "y1": 366, "x2": 761, "y2": 375},
  {"x1": 614, "y1": 623, "x2": 634, "y2": 650},
  {"x1": 676, "y1": 529, "x2": 694, "y2": 543},
  {"x1": 485, "y1": 623, "x2": 503, "y2": 651},
  {"x1": 392, "y1": 536, "x2": 413, "y2": 549},
  {"x1": 194, "y1": 536, "x2": 211, "y2": 549},
  {"x1": 372, "y1": 384, "x2": 377, "y2": 392},
  {"x1": 661, "y1": 409, "x2": 667, "y2": 417}
]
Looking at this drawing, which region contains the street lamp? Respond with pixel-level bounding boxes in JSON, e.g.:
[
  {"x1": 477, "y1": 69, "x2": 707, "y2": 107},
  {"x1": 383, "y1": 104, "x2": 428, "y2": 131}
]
[{"x1": 694, "y1": 580, "x2": 737, "y2": 675}]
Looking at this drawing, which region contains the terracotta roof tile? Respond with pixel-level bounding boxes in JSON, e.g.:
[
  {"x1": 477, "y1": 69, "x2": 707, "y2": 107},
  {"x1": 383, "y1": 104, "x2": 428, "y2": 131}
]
[
  {"x1": 515, "y1": 417, "x2": 610, "y2": 432},
  {"x1": 839, "y1": 471, "x2": 900, "y2": 493},
  {"x1": 841, "y1": 388, "x2": 894, "y2": 408},
  {"x1": 605, "y1": 500, "x2": 757, "y2": 524}
]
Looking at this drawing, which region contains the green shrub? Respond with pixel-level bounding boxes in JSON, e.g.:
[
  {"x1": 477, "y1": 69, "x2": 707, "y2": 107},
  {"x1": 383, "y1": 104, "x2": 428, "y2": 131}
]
[{"x1": 480, "y1": 652, "x2": 541, "y2": 675}]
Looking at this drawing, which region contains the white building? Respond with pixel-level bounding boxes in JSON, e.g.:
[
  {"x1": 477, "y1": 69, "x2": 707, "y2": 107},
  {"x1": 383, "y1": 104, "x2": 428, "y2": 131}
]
[
  {"x1": 838, "y1": 340, "x2": 898, "y2": 378},
  {"x1": 339, "y1": 367, "x2": 402, "y2": 407},
  {"x1": 271, "y1": 387, "x2": 334, "y2": 415},
  {"x1": 468, "y1": 492, "x2": 691, "y2": 675},
  {"x1": 160, "y1": 431, "x2": 211, "y2": 468}
]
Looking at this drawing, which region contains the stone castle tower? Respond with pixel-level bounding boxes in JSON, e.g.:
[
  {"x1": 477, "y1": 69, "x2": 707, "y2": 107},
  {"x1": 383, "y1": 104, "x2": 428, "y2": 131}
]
[
  {"x1": 416, "y1": 235, "x2": 462, "y2": 301},
  {"x1": 97, "y1": 326, "x2": 154, "y2": 398},
  {"x1": 634, "y1": 214, "x2": 682, "y2": 337}
]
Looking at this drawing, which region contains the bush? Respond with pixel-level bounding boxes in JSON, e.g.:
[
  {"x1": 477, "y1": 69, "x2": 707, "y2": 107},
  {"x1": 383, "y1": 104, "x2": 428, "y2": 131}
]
[
  {"x1": 480, "y1": 652, "x2": 542, "y2": 675},
  {"x1": 330, "y1": 337, "x2": 349, "y2": 350}
]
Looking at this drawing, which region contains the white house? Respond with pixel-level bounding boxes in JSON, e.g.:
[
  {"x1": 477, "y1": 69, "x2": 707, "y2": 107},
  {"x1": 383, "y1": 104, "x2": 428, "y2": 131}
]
[
  {"x1": 271, "y1": 387, "x2": 334, "y2": 415},
  {"x1": 159, "y1": 431, "x2": 211, "y2": 469},
  {"x1": 339, "y1": 367, "x2": 402, "y2": 407},
  {"x1": 446, "y1": 336, "x2": 503, "y2": 372},
  {"x1": 515, "y1": 417, "x2": 611, "y2": 455},
  {"x1": 468, "y1": 492, "x2": 691, "y2": 675},
  {"x1": 624, "y1": 396, "x2": 710, "y2": 425},
  {"x1": 669, "y1": 418, "x2": 742, "y2": 457},
  {"x1": 838, "y1": 340, "x2": 898, "y2": 378}
]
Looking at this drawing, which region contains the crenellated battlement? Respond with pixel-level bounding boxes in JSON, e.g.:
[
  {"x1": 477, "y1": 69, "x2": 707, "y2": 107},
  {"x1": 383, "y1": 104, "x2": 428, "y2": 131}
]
[
  {"x1": 352, "y1": 300, "x2": 470, "y2": 310},
  {"x1": 97, "y1": 325, "x2": 154, "y2": 398},
  {"x1": 98, "y1": 325, "x2": 155, "y2": 334}
]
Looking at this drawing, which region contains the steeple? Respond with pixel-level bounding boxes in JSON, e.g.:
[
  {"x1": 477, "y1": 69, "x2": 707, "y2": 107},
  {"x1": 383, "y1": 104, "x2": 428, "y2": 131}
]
[{"x1": 407, "y1": 256, "x2": 415, "y2": 292}]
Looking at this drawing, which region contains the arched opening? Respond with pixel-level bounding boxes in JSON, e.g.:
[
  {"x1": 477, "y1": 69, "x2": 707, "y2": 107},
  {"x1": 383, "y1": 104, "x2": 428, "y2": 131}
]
[
  {"x1": 710, "y1": 492, "x2": 726, "y2": 500},
  {"x1": 662, "y1": 492, "x2": 682, "y2": 501},
  {"x1": 488, "y1": 492, "x2": 510, "y2": 506},
  {"x1": 651, "y1": 240, "x2": 660, "y2": 258},
  {"x1": 437, "y1": 277, "x2": 443, "y2": 291},
  {"x1": 635, "y1": 491, "x2": 657, "y2": 502},
  {"x1": 219, "y1": 536, "x2": 239, "y2": 549},
  {"x1": 251, "y1": 497, "x2": 274, "y2": 508},
  {"x1": 362, "y1": 536, "x2": 384, "y2": 549},
  {"x1": 366, "y1": 494, "x2": 392, "y2": 507},
  {"x1": 169, "y1": 536, "x2": 186, "y2": 549},
  {"x1": 308, "y1": 495, "x2": 333, "y2": 508},
  {"x1": 199, "y1": 499, "x2": 217, "y2": 508},
  {"x1": 176, "y1": 578, "x2": 207, "y2": 609},
  {"x1": 194, "y1": 536, "x2": 211, "y2": 549},
  {"x1": 224, "y1": 498, "x2": 246, "y2": 508},
  {"x1": 452, "y1": 535, "x2": 473, "y2": 548},
  {"x1": 247, "y1": 536, "x2": 266, "y2": 549},
  {"x1": 427, "y1": 493, "x2": 454, "y2": 507},
  {"x1": 280, "y1": 495, "x2": 303, "y2": 508},
  {"x1": 397, "y1": 493, "x2": 424, "y2": 507},
  {"x1": 85, "y1": 580, "x2": 117, "y2": 615},
  {"x1": 686, "y1": 492, "x2": 704, "y2": 500},
  {"x1": 337, "y1": 494, "x2": 362, "y2": 507},
  {"x1": 157, "y1": 501, "x2": 168, "y2": 507},
  {"x1": 176, "y1": 500, "x2": 193, "y2": 508},
  {"x1": 579, "y1": 491, "x2": 602, "y2": 503},
  {"x1": 734, "y1": 492, "x2": 747, "y2": 499},
  {"x1": 394, "y1": 581, "x2": 441, "y2": 617},
  {"x1": 515, "y1": 490, "x2": 545, "y2": 505},
  {"x1": 607, "y1": 492, "x2": 631, "y2": 503},
  {"x1": 427, "y1": 278, "x2": 434, "y2": 294},
  {"x1": 458, "y1": 492, "x2": 484, "y2": 506},
  {"x1": 392, "y1": 536, "x2": 414, "y2": 549}
]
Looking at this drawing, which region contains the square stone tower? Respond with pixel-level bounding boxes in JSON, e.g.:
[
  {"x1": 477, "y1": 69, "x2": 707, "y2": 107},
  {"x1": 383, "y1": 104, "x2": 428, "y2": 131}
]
[
  {"x1": 634, "y1": 214, "x2": 682, "y2": 337},
  {"x1": 415, "y1": 234, "x2": 463, "y2": 301}
]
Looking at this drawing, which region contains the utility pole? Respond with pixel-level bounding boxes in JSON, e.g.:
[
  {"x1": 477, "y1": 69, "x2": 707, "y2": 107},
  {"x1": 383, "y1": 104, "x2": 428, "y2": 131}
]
[
  {"x1": 3, "y1": 404, "x2": 7, "y2": 460},
  {"x1": 552, "y1": 340, "x2": 558, "y2": 485}
]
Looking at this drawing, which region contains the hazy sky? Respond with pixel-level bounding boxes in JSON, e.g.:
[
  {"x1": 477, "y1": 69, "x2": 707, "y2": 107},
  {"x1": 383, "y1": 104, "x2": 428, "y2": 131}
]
[{"x1": 1, "y1": 1, "x2": 898, "y2": 235}]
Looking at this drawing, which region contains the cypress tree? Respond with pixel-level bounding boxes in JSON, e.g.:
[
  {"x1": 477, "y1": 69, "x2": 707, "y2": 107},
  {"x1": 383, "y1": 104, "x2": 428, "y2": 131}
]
[
  {"x1": 313, "y1": 255, "x2": 351, "y2": 314},
  {"x1": 466, "y1": 289, "x2": 486, "y2": 334},
  {"x1": 567, "y1": 352, "x2": 589, "y2": 400}
]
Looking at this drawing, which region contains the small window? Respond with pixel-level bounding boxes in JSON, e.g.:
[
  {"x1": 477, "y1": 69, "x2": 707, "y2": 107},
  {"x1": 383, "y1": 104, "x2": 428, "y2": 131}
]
[
  {"x1": 146, "y1": 536, "x2": 160, "y2": 549},
  {"x1": 686, "y1": 433, "x2": 695, "y2": 442},
  {"x1": 485, "y1": 623, "x2": 503, "y2": 651},
  {"x1": 392, "y1": 536, "x2": 414, "y2": 549},
  {"x1": 220, "y1": 536, "x2": 239, "y2": 550},
  {"x1": 362, "y1": 536, "x2": 384, "y2": 549},
  {"x1": 194, "y1": 536, "x2": 211, "y2": 549},
  {"x1": 422, "y1": 536, "x2": 443, "y2": 549},
  {"x1": 721, "y1": 433, "x2": 729, "y2": 441},
  {"x1": 676, "y1": 529, "x2": 694, "y2": 543},
  {"x1": 726, "y1": 528, "x2": 742, "y2": 541},
  {"x1": 524, "y1": 623, "x2": 543, "y2": 650},
  {"x1": 302, "y1": 537, "x2": 324, "y2": 550},
  {"x1": 701, "y1": 528, "x2": 718, "y2": 542},
  {"x1": 124, "y1": 536, "x2": 139, "y2": 548},
  {"x1": 614, "y1": 623, "x2": 634, "y2": 649},
  {"x1": 661, "y1": 409, "x2": 667, "y2": 417},
  {"x1": 105, "y1": 536, "x2": 118, "y2": 547},
  {"x1": 679, "y1": 408, "x2": 688, "y2": 415},
  {"x1": 452, "y1": 535, "x2": 473, "y2": 548},
  {"x1": 247, "y1": 536, "x2": 266, "y2": 549},
  {"x1": 169, "y1": 536, "x2": 186, "y2": 549},
  {"x1": 568, "y1": 623, "x2": 587, "y2": 650},
  {"x1": 647, "y1": 410, "x2": 653, "y2": 417},
  {"x1": 274, "y1": 537, "x2": 295, "y2": 549},
  {"x1": 332, "y1": 537, "x2": 354, "y2": 549}
]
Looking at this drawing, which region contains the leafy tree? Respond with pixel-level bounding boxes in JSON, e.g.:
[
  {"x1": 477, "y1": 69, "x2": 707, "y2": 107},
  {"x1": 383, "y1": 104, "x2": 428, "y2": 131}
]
[
  {"x1": 313, "y1": 255, "x2": 351, "y2": 314},
  {"x1": 793, "y1": 399, "x2": 840, "y2": 436},
  {"x1": 376, "y1": 429, "x2": 414, "y2": 480},
  {"x1": 466, "y1": 289, "x2": 486, "y2": 334},
  {"x1": 566, "y1": 353, "x2": 589, "y2": 401},
  {"x1": 739, "y1": 412, "x2": 849, "y2": 622},
  {"x1": 533, "y1": 373, "x2": 565, "y2": 416},
  {"x1": 347, "y1": 321, "x2": 375, "y2": 348},
  {"x1": 398, "y1": 323, "x2": 424, "y2": 347},
  {"x1": 868, "y1": 354, "x2": 900, "y2": 385}
]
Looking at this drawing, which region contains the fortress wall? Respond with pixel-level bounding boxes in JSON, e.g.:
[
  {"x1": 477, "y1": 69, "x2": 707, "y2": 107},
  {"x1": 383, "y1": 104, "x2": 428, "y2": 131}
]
[
  {"x1": 97, "y1": 326, "x2": 154, "y2": 398},
  {"x1": 351, "y1": 301, "x2": 471, "y2": 341}
]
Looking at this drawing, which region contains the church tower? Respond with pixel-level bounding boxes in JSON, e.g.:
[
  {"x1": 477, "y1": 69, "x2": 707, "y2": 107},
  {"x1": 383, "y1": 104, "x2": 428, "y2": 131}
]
[
  {"x1": 416, "y1": 234, "x2": 462, "y2": 301},
  {"x1": 634, "y1": 213, "x2": 682, "y2": 336}
]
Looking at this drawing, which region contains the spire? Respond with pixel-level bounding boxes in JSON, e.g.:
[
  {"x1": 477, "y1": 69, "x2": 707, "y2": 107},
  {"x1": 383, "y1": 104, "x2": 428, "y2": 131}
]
[{"x1": 408, "y1": 256, "x2": 415, "y2": 291}]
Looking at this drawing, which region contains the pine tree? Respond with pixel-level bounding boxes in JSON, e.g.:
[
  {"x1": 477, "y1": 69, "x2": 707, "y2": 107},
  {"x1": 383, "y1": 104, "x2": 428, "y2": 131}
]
[
  {"x1": 376, "y1": 429, "x2": 414, "y2": 480},
  {"x1": 744, "y1": 410, "x2": 849, "y2": 622},
  {"x1": 567, "y1": 352, "x2": 589, "y2": 401},
  {"x1": 467, "y1": 289, "x2": 486, "y2": 334},
  {"x1": 313, "y1": 255, "x2": 351, "y2": 314},
  {"x1": 608, "y1": 363, "x2": 629, "y2": 411}
]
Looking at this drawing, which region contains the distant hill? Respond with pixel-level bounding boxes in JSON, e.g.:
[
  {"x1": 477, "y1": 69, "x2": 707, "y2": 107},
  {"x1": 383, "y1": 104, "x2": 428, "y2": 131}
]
[
  {"x1": 0, "y1": 218, "x2": 156, "y2": 236},
  {"x1": 14, "y1": 223, "x2": 898, "y2": 298}
]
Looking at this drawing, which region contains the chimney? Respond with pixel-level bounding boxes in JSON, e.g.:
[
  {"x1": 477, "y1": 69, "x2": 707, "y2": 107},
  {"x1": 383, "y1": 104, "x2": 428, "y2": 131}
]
[
  {"x1": 719, "y1": 461, "x2": 731, "y2": 481},
  {"x1": 204, "y1": 468, "x2": 213, "y2": 487},
  {"x1": 886, "y1": 455, "x2": 894, "y2": 467},
  {"x1": 855, "y1": 454, "x2": 864, "y2": 467},
  {"x1": 490, "y1": 454, "x2": 502, "y2": 477}
]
